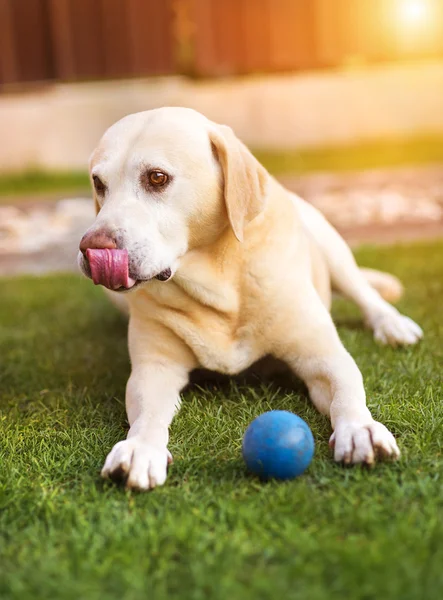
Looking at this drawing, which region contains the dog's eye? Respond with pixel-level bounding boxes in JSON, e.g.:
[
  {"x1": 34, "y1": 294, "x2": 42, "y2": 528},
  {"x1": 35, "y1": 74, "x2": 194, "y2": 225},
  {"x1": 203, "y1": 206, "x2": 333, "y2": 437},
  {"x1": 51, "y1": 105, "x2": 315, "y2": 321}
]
[
  {"x1": 140, "y1": 169, "x2": 171, "y2": 193},
  {"x1": 148, "y1": 170, "x2": 168, "y2": 187},
  {"x1": 93, "y1": 175, "x2": 106, "y2": 196}
]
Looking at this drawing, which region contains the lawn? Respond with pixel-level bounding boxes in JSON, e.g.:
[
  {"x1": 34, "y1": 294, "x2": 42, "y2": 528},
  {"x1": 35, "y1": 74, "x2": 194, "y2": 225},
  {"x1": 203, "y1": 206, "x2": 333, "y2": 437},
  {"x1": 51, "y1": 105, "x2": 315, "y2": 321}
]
[
  {"x1": 0, "y1": 170, "x2": 90, "y2": 199},
  {"x1": 1, "y1": 135, "x2": 443, "y2": 200},
  {"x1": 1, "y1": 241, "x2": 442, "y2": 600}
]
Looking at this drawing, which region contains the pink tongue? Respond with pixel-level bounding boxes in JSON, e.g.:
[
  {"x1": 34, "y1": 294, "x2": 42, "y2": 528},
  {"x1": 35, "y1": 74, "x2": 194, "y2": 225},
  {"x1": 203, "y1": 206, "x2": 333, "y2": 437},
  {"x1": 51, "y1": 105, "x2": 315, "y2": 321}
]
[{"x1": 86, "y1": 249, "x2": 136, "y2": 290}]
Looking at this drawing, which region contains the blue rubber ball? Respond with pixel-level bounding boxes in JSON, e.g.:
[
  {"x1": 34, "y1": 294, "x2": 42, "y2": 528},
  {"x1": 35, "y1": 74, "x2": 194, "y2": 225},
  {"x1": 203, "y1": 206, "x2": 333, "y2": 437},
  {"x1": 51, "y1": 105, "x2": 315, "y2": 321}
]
[{"x1": 242, "y1": 410, "x2": 314, "y2": 480}]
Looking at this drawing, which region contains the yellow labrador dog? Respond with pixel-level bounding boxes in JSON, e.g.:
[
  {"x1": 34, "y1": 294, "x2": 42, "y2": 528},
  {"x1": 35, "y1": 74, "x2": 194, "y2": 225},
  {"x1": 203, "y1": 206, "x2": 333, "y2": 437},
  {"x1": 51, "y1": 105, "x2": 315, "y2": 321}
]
[{"x1": 78, "y1": 107, "x2": 422, "y2": 490}]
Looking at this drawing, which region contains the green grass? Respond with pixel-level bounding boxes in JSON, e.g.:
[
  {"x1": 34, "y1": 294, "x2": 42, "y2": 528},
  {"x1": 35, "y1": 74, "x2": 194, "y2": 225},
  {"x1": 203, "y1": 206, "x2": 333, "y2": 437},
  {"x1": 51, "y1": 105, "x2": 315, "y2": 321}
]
[
  {"x1": 1, "y1": 135, "x2": 443, "y2": 199},
  {"x1": 254, "y1": 135, "x2": 443, "y2": 176},
  {"x1": 1, "y1": 241, "x2": 443, "y2": 600},
  {"x1": 0, "y1": 170, "x2": 90, "y2": 199}
]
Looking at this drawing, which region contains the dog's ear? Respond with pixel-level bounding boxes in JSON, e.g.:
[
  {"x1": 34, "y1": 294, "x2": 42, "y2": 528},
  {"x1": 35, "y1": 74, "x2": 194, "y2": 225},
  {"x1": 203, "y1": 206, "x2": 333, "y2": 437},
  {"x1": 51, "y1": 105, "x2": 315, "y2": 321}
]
[{"x1": 209, "y1": 125, "x2": 268, "y2": 242}]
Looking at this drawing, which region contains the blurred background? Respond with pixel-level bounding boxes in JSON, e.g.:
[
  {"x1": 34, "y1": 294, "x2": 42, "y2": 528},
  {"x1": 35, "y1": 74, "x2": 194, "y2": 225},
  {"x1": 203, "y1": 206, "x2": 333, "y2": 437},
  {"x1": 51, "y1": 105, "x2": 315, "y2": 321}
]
[{"x1": 1, "y1": 0, "x2": 443, "y2": 274}]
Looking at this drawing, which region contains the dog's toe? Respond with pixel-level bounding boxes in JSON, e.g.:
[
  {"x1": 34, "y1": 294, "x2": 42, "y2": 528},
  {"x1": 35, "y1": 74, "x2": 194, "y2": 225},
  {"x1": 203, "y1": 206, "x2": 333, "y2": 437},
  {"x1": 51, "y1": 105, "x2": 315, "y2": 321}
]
[
  {"x1": 371, "y1": 311, "x2": 423, "y2": 347},
  {"x1": 101, "y1": 439, "x2": 170, "y2": 490},
  {"x1": 331, "y1": 419, "x2": 400, "y2": 465}
]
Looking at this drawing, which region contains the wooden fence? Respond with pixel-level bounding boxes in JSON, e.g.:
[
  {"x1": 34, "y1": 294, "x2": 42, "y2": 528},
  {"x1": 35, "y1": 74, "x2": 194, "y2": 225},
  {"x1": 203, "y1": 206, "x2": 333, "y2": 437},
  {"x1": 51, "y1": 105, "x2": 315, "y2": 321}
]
[{"x1": 1, "y1": 0, "x2": 443, "y2": 86}]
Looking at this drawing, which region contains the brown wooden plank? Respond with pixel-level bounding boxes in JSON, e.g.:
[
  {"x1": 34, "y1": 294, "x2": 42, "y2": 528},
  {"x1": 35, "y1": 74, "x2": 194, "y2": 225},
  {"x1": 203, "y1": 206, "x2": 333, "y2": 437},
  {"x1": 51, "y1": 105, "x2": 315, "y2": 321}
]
[
  {"x1": 191, "y1": 0, "x2": 218, "y2": 75},
  {"x1": 0, "y1": 0, "x2": 54, "y2": 84},
  {"x1": 212, "y1": 0, "x2": 245, "y2": 74},
  {"x1": 171, "y1": 0, "x2": 195, "y2": 72},
  {"x1": 47, "y1": 0, "x2": 76, "y2": 79},
  {"x1": 3, "y1": 0, "x2": 443, "y2": 86},
  {"x1": 334, "y1": 0, "x2": 360, "y2": 62},
  {"x1": 10, "y1": 0, "x2": 53, "y2": 81},
  {"x1": 274, "y1": 0, "x2": 318, "y2": 70},
  {"x1": 241, "y1": 0, "x2": 271, "y2": 72},
  {"x1": 67, "y1": 0, "x2": 105, "y2": 78},
  {"x1": 336, "y1": 0, "x2": 388, "y2": 63},
  {"x1": 316, "y1": 0, "x2": 347, "y2": 66},
  {"x1": 100, "y1": 0, "x2": 131, "y2": 78},
  {"x1": 0, "y1": 0, "x2": 19, "y2": 83},
  {"x1": 127, "y1": 0, "x2": 175, "y2": 76}
]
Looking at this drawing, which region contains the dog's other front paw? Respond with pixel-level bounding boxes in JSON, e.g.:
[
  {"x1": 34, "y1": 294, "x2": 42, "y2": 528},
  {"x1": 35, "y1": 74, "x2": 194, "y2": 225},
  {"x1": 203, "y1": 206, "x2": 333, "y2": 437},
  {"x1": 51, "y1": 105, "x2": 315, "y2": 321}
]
[
  {"x1": 370, "y1": 310, "x2": 423, "y2": 347},
  {"x1": 101, "y1": 438, "x2": 172, "y2": 490},
  {"x1": 329, "y1": 419, "x2": 400, "y2": 465}
]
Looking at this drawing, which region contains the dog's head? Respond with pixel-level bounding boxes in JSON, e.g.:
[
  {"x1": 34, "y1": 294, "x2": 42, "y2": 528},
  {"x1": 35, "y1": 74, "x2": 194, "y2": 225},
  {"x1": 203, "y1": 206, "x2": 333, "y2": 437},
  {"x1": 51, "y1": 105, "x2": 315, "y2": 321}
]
[{"x1": 78, "y1": 107, "x2": 268, "y2": 291}]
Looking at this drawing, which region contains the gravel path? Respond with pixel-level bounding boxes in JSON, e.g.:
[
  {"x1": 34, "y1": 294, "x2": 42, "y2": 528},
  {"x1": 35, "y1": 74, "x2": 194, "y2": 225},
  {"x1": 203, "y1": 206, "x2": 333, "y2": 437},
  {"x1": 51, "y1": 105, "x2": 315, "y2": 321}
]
[{"x1": 1, "y1": 163, "x2": 442, "y2": 276}]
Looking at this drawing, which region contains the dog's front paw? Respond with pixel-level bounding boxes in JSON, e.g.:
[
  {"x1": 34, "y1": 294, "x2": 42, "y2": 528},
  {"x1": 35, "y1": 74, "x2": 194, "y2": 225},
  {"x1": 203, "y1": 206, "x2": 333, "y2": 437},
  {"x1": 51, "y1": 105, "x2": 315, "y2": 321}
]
[
  {"x1": 370, "y1": 310, "x2": 423, "y2": 347},
  {"x1": 101, "y1": 438, "x2": 172, "y2": 490},
  {"x1": 329, "y1": 419, "x2": 400, "y2": 465}
]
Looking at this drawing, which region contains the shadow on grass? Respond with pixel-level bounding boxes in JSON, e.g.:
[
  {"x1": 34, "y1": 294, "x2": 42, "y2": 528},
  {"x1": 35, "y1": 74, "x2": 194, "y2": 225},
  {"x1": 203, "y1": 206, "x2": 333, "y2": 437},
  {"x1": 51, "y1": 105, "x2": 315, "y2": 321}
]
[
  {"x1": 188, "y1": 357, "x2": 307, "y2": 396},
  {"x1": 334, "y1": 316, "x2": 365, "y2": 330}
]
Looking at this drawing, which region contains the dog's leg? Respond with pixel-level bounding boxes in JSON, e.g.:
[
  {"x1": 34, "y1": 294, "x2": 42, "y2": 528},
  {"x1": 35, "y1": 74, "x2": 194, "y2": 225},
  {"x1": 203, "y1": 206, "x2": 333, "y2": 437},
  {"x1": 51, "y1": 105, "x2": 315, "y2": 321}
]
[
  {"x1": 276, "y1": 292, "x2": 400, "y2": 464},
  {"x1": 327, "y1": 242, "x2": 422, "y2": 346},
  {"x1": 101, "y1": 319, "x2": 197, "y2": 490},
  {"x1": 295, "y1": 196, "x2": 422, "y2": 346}
]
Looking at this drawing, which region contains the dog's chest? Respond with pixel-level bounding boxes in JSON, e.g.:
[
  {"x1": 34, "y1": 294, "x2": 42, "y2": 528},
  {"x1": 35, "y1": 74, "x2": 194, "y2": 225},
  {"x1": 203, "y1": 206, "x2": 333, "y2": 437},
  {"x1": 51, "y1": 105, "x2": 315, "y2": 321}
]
[
  {"x1": 171, "y1": 312, "x2": 255, "y2": 374},
  {"x1": 139, "y1": 279, "x2": 260, "y2": 375}
]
